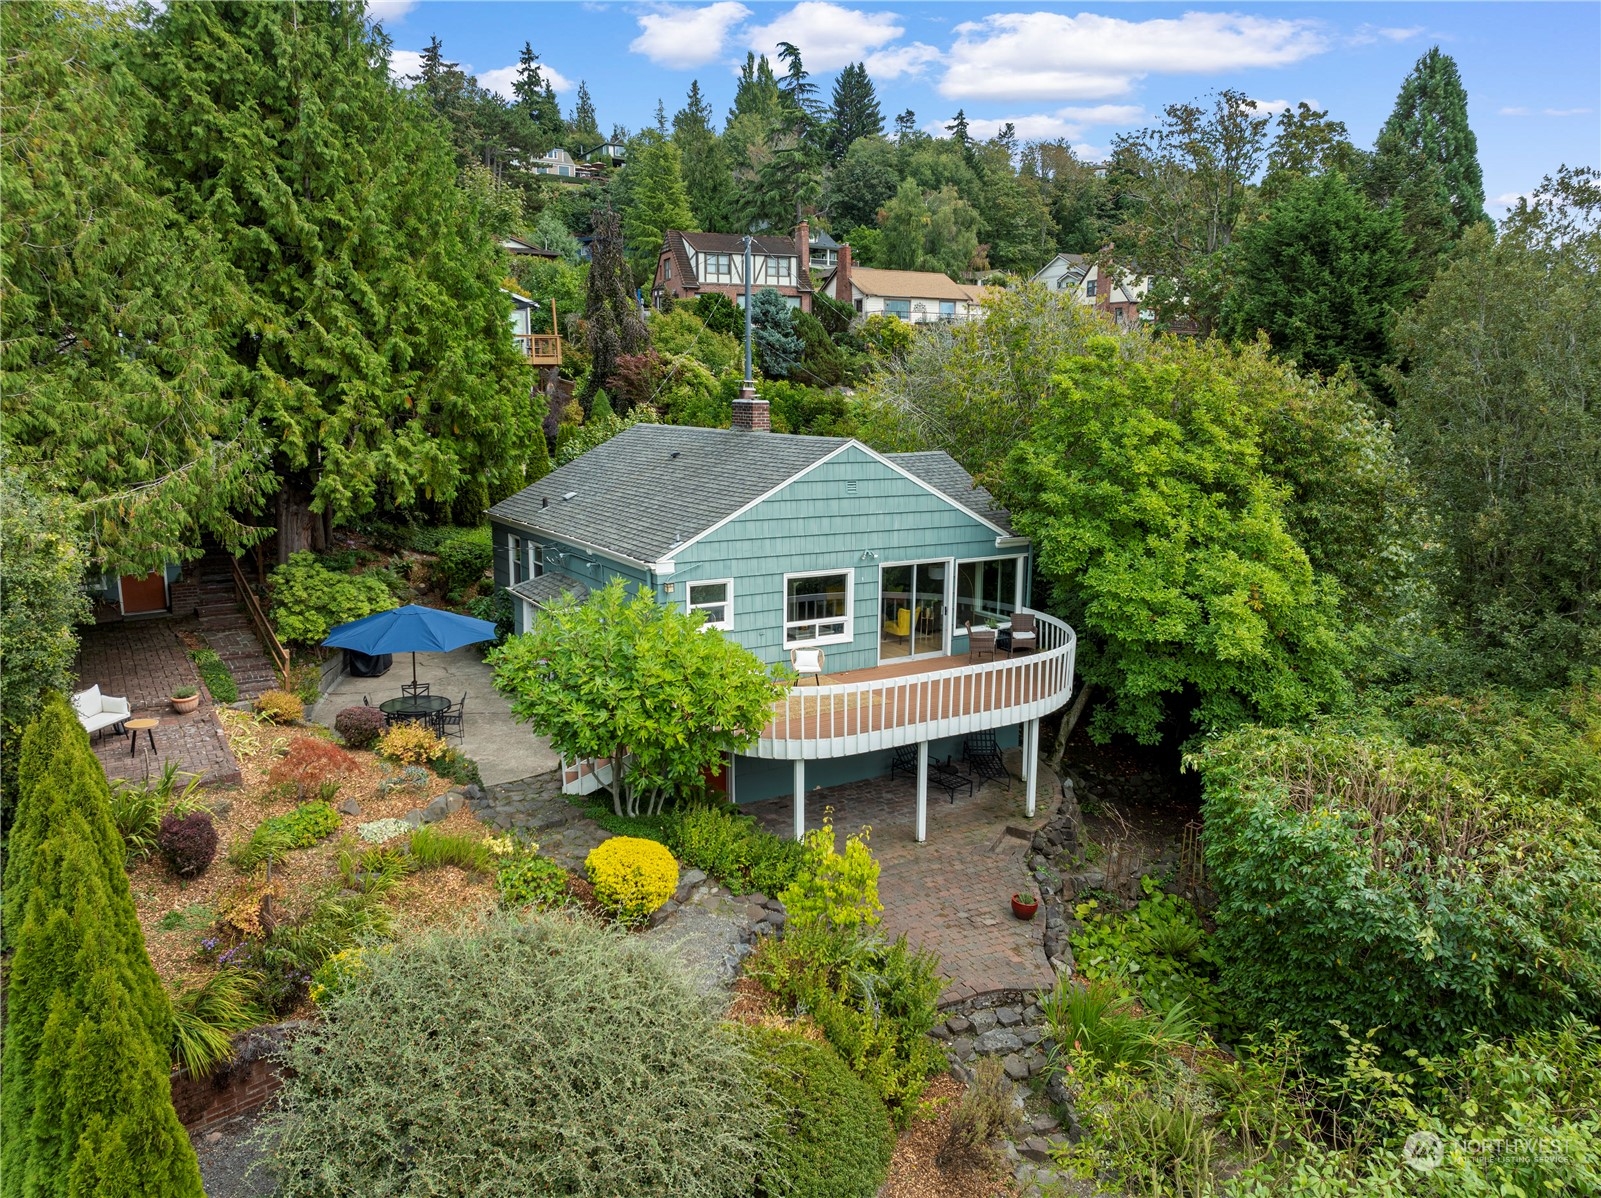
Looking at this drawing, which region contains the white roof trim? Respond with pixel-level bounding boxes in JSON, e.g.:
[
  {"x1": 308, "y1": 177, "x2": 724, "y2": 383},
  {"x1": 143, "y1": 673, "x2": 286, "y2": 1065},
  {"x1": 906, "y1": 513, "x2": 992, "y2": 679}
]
[
  {"x1": 667, "y1": 439, "x2": 1012, "y2": 561},
  {"x1": 490, "y1": 514, "x2": 654, "y2": 571}
]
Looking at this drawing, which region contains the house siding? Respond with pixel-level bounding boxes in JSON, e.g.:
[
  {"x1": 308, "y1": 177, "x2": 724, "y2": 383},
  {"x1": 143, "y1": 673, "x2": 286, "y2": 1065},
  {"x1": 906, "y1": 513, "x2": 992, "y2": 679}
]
[
  {"x1": 729, "y1": 728, "x2": 1019, "y2": 804},
  {"x1": 491, "y1": 520, "x2": 649, "y2": 635},
  {"x1": 659, "y1": 444, "x2": 1013, "y2": 673}
]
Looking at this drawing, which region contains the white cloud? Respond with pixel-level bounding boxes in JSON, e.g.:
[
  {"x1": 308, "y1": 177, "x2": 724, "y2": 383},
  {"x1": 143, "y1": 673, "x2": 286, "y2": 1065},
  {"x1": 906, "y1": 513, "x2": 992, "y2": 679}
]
[
  {"x1": 744, "y1": 2, "x2": 905, "y2": 71},
  {"x1": 479, "y1": 62, "x2": 575, "y2": 100},
  {"x1": 940, "y1": 11, "x2": 1327, "y2": 102},
  {"x1": 1350, "y1": 23, "x2": 1424, "y2": 46},
  {"x1": 1491, "y1": 190, "x2": 1533, "y2": 210},
  {"x1": 388, "y1": 49, "x2": 425, "y2": 81},
  {"x1": 944, "y1": 104, "x2": 1145, "y2": 143},
  {"x1": 630, "y1": 3, "x2": 751, "y2": 69},
  {"x1": 863, "y1": 41, "x2": 941, "y2": 80},
  {"x1": 1501, "y1": 105, "x2": 1593, "y2": 117},
  {"x1": 366, "y1": 0, "x2": 417, "y2": 25},
  {"x1": 1249, "y1": 98, "x2": 1293, "y2": 114}
]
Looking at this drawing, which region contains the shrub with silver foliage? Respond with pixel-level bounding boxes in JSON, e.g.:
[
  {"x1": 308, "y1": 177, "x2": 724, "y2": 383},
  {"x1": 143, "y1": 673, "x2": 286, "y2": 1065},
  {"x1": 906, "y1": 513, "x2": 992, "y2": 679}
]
[{"x1": 263, "y1": 914, "x2": 774, "y2": 1197}]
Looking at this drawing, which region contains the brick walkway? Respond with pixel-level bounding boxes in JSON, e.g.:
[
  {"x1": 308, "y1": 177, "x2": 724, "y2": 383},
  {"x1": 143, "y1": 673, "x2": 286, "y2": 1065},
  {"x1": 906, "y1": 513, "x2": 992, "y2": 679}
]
[
  {"x1": 745, "y1": 758, "x2": 1058, "y2": 1006},
  {"x1": 73, "y1": 618, "x2": 242, "y2": 788}
]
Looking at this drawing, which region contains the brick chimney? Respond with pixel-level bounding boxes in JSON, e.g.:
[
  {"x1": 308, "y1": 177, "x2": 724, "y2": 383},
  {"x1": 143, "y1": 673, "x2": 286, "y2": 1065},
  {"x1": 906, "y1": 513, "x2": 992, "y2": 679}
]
[
  {"x1": 795, "y1": 219, "x2": 810, "y2": 275},
  {"x1": 834, "y1": 242, "x2": 853, "y2": 304},
  {"x1": 731, "y1": 382, "x2": 770, "y2": 432}
]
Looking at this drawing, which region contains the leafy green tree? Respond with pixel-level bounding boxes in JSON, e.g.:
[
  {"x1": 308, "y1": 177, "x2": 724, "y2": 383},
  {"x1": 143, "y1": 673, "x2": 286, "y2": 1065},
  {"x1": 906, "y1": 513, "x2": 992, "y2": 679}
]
[
  {"x1": 621, "y1": 130, "x2": 695, "y2": 283},
  {"x1": 0, "y1": 471, "x2": 91, "y2": 823},
  {"x1": 1112, "y1": 90, "x2": 1272, "y2": 333},
  {"x1": 1, "y1": 697, "x2": 204, "y2": 1196},
  {"x1": 826, "y1": 62, "x2": 883, "y2": 165},
  {"x1": 674, "y1": 81, "x2": 735, "y2": 229},
  {"x1": 824, "y1": 136, "x2": 900, "y2": 232},
  {"x1": 1221, "y1": 171, "x2": 1414, "y2": 397},
  {"x1": 1392, "y1": 172, "x2": 1601, "y2": 687},
  {"x1": 489, "y1": 579, "x2": 786, "y2": 817},
  {"x1": 879, "y1": 180, "x2": 979, "y2": 279},
  {"x1": 1003, "y1": 339, "x2": 1349, "y2": 742},
  {"x1": 1031, "y1": 141, "x2": 1122, "y2": 254},
  {"x1": 1260, "y1": 102, "x2": 1362, "y2": 202},
  {"x1": 750, "y1": 289, "x2": 806, "y2": 379},
  {"x1": 973, "y1": 141, "x2": 1055, "y2": 274},
  {"x1": 582, "y1": 207, "x2": 648, "y2": 409},
  {"x1": 854, "y1": 285, "x2": 1114, "y2": 473},
  {"x1": 139, "y1": 1, "x2": 536, "y2": 539},
  {"x1": 1369, "y1": 47, "x2": 1488, "y2": 270},
  {"x1": 0, "y1": 0, "x2": 271, "y2": 571}
]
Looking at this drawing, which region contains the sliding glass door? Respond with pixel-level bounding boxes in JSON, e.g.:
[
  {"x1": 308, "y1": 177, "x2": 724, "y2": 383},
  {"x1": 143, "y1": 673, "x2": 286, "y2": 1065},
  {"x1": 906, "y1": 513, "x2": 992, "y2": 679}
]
[{"x1": 879, "y1": 561, "x2": 949, "y2": 660}]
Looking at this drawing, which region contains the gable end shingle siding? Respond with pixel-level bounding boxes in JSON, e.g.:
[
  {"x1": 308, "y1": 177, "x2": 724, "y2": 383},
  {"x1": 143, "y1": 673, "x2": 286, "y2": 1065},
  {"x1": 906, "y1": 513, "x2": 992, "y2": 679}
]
[{"x1": 887, "y1": 451, "x2": 1014, "y2": 534}]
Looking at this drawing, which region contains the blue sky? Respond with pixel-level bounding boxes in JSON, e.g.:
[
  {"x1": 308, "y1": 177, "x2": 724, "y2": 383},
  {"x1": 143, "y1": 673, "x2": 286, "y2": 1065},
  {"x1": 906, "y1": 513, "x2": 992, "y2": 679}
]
[{"x1": 374, "y1": 1, "x2": 1600, "y2": 215}]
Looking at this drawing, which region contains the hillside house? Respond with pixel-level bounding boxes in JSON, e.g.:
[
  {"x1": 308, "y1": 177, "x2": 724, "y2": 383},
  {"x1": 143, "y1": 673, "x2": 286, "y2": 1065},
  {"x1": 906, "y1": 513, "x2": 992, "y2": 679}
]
[
  {"x1": 1031, "y1": 253, "x2": 1149, "y2": 328},
  {"x1": 487, "y1": 415, "x2": 1075, "y2": 836},
  {"x1": 822, "y1": 257, "x2": 985, "y2": 323},
  {"x1": 652, "y1": 223, "x2": 815, "y2": 312}
]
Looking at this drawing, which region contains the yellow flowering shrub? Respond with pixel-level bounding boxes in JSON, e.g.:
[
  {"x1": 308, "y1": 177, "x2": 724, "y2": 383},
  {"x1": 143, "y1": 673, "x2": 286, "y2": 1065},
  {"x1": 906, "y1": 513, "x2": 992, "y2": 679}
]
[
  {"x1": 585, "y1": 836, "x2": 679, "y2": 922},
  {"x1": 254, "y1": 689, "x2": 306, "y2": 724},
  {"x1": 377, "y1": 722, "x2": 446, "y2": 765}
]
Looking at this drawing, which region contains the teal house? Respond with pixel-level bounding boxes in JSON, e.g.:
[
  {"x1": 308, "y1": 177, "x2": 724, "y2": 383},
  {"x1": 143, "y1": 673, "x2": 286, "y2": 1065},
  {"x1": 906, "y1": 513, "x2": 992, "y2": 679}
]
[{"x1": 487, "y1": 410, "x2": 1076, "y2": 839}]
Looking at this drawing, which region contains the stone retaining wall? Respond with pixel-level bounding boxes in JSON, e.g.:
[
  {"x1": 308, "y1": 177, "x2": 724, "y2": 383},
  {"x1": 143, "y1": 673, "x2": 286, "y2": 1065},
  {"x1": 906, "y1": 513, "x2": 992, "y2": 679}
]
[{"x1": 171, "y1": 1021, "x2": 304, "y2": 1135}]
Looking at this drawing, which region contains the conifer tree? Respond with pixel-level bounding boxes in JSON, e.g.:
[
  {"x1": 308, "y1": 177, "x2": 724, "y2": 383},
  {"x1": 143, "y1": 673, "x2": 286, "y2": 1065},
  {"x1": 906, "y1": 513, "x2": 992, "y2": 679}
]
[
  {"x1": 0, "y1": 0, "x2": 271, "y2": 571},
  {"x1": 0, "y1": 697, "x2": 203, "y2": 1196},
  {"x1": 512, "y1": 41, "x2": 565, "y2": 151},
  {"x1": 826, "y1": 62, "x2": 884, "y2": 164},
  {"x1": 622, "y1": 131, "x2": 695, "y2": 282},
  {"x1": 138, "y1": 1, "x2": 536, "y2": 538},
  {"x1": 571, "y1": 81, "x2": 600, "y2": 146},
  {"x1": 1369, "y1": 47, "x2": 1488, "y2": 268},
  {"x1": 674, "y1": 81, "x2": 735, "y2": 229},
  {"x1": 583, "y1": 208, "x2": 648, "y2": 409}
]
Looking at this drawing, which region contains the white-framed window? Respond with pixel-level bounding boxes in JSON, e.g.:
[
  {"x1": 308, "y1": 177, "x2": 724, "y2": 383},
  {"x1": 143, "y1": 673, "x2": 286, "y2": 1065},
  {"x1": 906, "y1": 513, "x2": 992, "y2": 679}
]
[
  {"x1": 702, "y1": 252, "x2": 733, "y2": 282},
  {"x1": 531, "y1": 542, "x2": 543, "y2": 579},
  {"x1": 883, "y1": 298, "x2": 911, "y2": 320},
  {"x1": 665, "y1": 260, "x2": 672, "y2": 280},
  {"x1": 784, "y1": 570, "x2": 853, "y2": 646},
  {"x1": 687, "y1": 579, "x2": 733, "y2": 630},
  {"x1": 1085, "y1": 278, "x2": 1097, "y2": 298},
  {"x1": 766, "y1": 255, "x2": 793, "y2": 285},
  {"x1": 511, "y1": 535, "x2": 526, "y2": 584},
  {"x1": 939, "y1": 300, "x2": 956, "y2": 320},
  {"x1": 953, "y1": 556, "x2": 1023, "y2": 631}
]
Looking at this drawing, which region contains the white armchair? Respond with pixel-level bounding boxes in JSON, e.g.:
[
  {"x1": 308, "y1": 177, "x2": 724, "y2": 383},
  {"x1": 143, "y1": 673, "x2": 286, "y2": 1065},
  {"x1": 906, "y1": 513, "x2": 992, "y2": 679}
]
[{"x1": 73, "y1": 685, "x2": 130, "y2": 741}]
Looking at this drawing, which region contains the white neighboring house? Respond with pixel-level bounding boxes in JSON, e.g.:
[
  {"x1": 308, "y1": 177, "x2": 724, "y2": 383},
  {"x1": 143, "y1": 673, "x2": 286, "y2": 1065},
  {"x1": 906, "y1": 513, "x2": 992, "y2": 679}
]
[
  {"x1": 1031, "y1": 253, "x2": 1150, "y2": 328},
  {"x1": 823, "y1": 265, "x2": 985, "y2": 323},
  {"x1": 532, "y1": 148, "x2": 581, "y2": 179}
]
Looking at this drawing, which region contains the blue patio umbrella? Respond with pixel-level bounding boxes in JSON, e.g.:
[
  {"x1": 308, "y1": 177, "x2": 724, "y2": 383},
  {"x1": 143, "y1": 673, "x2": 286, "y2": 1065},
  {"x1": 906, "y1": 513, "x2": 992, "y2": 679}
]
[{"x1": 322, "y1": 605, "x2": 498, "y2": 687}]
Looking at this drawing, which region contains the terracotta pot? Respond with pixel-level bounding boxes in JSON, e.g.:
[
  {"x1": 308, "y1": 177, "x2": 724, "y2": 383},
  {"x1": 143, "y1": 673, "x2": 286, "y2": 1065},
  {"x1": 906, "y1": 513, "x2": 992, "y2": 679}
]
[
  {"x1": 170, "y1": 693, "x2": 200, "y2": 714},
  {"x1": 1011, "y1": 895, "x2": 1039, "y2": 920}
]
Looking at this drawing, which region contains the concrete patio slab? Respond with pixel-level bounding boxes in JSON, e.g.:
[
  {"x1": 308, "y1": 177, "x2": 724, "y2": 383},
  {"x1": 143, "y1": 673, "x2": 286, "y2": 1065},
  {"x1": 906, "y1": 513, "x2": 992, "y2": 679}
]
[
  {"x1": 310, "y1": 645, "x2": 558, "y2": 786},
  {"x1": 745, "y1": 753, "x2": 1059, "y2": 1006}
]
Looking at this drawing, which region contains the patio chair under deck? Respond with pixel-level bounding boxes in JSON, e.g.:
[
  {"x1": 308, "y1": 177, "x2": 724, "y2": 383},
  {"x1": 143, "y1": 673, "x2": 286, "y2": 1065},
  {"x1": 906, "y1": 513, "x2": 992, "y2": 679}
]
[{"x1": 962, "y1": 730, "x2": 1011, "y2": 789}]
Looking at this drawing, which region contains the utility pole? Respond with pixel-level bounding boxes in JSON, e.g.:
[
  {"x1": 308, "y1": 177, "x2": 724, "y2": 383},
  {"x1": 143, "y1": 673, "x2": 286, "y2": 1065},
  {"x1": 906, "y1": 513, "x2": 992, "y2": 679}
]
[{"x1": 742, "y1": 234, "x2": 754, "y2": 392}]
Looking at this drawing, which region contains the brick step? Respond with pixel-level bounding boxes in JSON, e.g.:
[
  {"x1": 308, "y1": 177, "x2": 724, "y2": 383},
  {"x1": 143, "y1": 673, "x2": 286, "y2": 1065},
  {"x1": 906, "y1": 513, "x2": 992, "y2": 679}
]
[{"x1": 199, "y1": 616, "x2": 252, "y2": 632}]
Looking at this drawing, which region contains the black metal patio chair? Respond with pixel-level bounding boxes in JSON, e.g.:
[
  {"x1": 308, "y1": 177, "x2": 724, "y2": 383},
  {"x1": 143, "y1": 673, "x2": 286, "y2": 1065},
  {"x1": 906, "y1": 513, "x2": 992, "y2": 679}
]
[
  {"x1": 437, "y1": 693, "x2": 467, "y2": 741},
  {"x1": 962, "y1": 731, "x2": 1011, "y2": 789}
]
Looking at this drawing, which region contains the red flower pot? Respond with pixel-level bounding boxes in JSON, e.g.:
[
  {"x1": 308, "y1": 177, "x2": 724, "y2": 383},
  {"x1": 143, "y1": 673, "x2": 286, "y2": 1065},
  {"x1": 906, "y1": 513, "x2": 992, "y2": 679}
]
[{"x1": 1011, "y1": 895, "x2": 1039, "y2": 920}]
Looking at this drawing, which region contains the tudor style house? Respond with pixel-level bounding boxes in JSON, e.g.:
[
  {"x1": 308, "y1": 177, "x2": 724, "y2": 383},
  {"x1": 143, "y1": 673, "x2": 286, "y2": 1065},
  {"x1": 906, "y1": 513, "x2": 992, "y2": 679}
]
[
  {"x1": 652, "y1": 223, "x2": 815, "y2": 312},
  {"x1": 1031, "y1": 252, "x2": 1149, "y2": 328},
  {"x1": 487, "y1": 409, "x2": 1076, "y2": 840}
]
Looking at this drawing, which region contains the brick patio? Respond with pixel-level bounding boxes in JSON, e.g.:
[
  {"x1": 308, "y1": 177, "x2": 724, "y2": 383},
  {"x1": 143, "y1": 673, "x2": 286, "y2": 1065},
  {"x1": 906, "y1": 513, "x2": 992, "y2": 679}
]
[
  {"x1": 73, "y1": 617, "x2": 241, "y2": 788},
  {"x1": 746, "y1": 758, "x2": 1058, "y2": 1006}
]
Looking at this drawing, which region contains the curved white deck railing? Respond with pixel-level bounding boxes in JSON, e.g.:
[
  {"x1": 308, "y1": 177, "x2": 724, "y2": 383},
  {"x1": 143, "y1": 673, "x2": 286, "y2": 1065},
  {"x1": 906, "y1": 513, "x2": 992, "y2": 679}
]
[{"x1": 753, "y1": 611, "x2": 1077, "y2": 760}]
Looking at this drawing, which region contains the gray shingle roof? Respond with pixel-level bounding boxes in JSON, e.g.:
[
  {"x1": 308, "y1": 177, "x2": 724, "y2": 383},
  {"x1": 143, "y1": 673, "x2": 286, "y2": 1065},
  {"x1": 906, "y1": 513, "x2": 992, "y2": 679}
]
[
  {"x1": 888, "y1": 452, "x2": 1014, "y2": 534},
  {"x1": 508, "y1": 573, "x2": 590, "y2": 608},
  {"x1": 488, "y1": 424, "x2": 850, "y2": 564}
]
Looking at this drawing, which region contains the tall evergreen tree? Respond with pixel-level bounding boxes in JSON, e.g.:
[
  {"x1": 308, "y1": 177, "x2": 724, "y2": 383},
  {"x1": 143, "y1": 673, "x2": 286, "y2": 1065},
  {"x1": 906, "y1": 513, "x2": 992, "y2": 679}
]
[
  {"x1": 674, "y1": 81, "x2": 735, "y2": 229},
  {"x1": 826, "y1": 62, "x2": 884, "y2": 164},
  {"x1": 894, "y1": 109, "x2": 918, "y2": 142},
  {"x1": 0, "y1": 697, "x2": 204, "y2": 1196},
  {"x1": 570, "y1": 80, "x2": 600, "y2": 146},
  {"x1": 138, "y1": 1, "x2": 537, "y2": 543},
  {"x1": 1369, "y1": 47, "x2": 1488, "y2": 267},
  {"x1": 1221, "y1": 170, "x2": 1415, "y2": 397},
  {"x1": 512, "y1": 41, "x2": 565, "y2": 151},
  {"x1": 583, "y1": 208, "x2": 647, "y2": 409},
  {"x1": 775, "y1": 41, "x2": 821, "y2": 144},
  {"x1": 0, "y1": 0, "x2": 271, "y2": 571},
  {"x1": 621, "y1": 131, "x2": 695, "y2": 283}
]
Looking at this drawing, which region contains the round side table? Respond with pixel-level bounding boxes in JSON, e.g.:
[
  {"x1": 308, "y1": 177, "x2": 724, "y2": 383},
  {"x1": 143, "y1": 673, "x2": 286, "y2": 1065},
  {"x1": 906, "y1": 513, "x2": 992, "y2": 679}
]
[{"x1": 125, "y1": 717, "x2": 159, "y2": 758}]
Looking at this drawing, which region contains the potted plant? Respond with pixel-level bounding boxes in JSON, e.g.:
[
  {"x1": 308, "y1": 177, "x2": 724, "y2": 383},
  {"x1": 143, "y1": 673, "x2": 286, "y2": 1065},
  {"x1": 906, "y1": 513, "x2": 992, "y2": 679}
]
[
  {"x1": 171, "y1": 686, "x2": 200, "y2": 714},
  {"x1": 1011, "y1": 891, "x2": 1039, "y2": 920}
]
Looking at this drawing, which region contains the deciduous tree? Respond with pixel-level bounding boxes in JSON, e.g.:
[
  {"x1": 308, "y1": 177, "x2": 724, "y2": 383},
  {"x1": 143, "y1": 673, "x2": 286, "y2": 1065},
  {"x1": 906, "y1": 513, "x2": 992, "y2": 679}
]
[
  {"x1": 1003, "y1": 339, "x2": 1349, "y2": 742},
  {"x1": 489, "y1": 579, "x2": 785, "y2": 816}
]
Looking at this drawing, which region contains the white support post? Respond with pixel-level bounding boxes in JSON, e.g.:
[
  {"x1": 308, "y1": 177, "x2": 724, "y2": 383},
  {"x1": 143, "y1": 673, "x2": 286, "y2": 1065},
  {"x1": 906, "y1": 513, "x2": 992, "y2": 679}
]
[
  {"x1": 1025, "y1": 717, "x2": 1040, "y2": 818},
  {"x1": 793, "y1": 758, "x2": 806, "y2": 842},
  {"x1": 915, "y1": 740, "x2": 929, "y2": 843}
]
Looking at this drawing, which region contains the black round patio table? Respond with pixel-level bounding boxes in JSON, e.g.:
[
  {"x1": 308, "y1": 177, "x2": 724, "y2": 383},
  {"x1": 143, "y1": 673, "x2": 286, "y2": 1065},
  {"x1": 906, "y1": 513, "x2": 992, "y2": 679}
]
[{"x1": 378, "y1": 694, "x2": 450, "y2": 730}]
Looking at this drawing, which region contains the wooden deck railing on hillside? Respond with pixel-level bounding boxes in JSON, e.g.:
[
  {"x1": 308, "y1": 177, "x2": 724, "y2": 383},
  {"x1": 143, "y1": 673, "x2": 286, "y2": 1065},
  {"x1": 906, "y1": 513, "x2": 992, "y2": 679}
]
[{"x1": 230, "y1": 557, "x2": 290, "y2": 685}]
